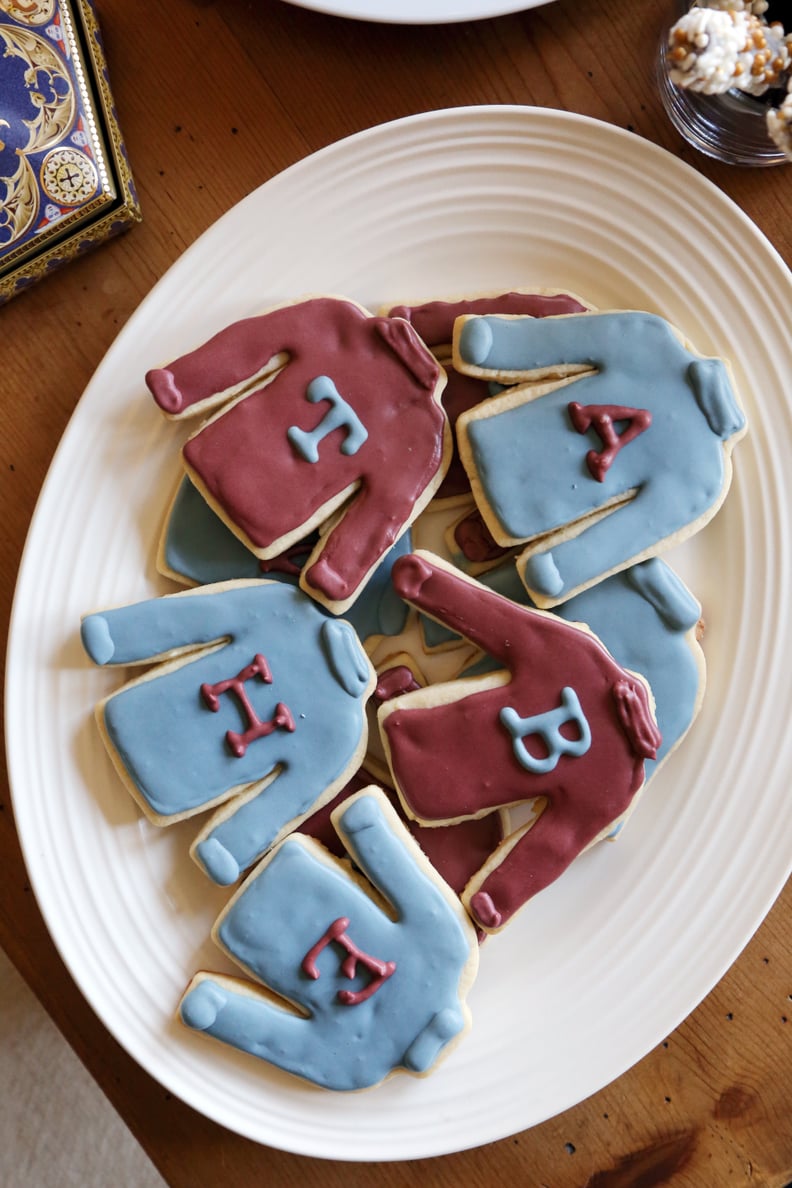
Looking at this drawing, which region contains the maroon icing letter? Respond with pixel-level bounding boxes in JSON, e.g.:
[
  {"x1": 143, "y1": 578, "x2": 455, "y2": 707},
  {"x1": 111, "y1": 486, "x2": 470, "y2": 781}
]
[
  {"x1": 301, "y1": 917, "x2": 396, "y2": 1005},
  {"x1": 568, "y1": 401, "x2": 652, "y2": 482},
  {"x1": 200, "y1": 653, "x2": 296, "y2": 758}
]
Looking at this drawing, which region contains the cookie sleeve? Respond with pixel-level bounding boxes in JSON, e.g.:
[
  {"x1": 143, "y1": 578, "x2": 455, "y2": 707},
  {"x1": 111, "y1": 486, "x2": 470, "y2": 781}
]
[
  {"x1": 454, "y1": 310, "x2": 595, "y2": 377},
  {"x1": 80, "y1": 581, "x2": 264, "y2": 666},
  {"x1": 180, "y1": 789, "x2": 477, "y2": 1089},
  {"x1": 391, "y1": 550, "x2": 545, "y2": 671},
  {"x1": 146, "y1": 301, "x2": 315, "y2": 418},
  {"x1": 517, "y1": 478, "x2": 685, "y2": 604}
]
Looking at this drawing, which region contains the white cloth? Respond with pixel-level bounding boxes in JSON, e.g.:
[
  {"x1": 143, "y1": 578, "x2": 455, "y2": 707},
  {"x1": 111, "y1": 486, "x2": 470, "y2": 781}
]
[{"x1": 0, "y1": 947, "x2": 167, "y2": 1188}]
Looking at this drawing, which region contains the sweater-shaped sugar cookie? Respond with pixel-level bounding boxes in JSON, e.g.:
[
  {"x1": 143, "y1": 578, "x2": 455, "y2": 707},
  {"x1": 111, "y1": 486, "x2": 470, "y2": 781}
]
[
  {"x1": 421, "y1": 556, "x2": 705, "y2": 783},
  {"x1": 378, "y1": 552, "x2": 661, "y2": 932},
  {"x1": 146, "y1": 296, "x2": 450, "y2": 614},
  {"x1": 81, "y1": 581, "x2": 375, "y2": 885},
  {"x1": 179, "y1": 788, "x2": 478, "y2": 1090},
  {"x1": 454, "y1": 310, "x2": 746, "y2": 606}
]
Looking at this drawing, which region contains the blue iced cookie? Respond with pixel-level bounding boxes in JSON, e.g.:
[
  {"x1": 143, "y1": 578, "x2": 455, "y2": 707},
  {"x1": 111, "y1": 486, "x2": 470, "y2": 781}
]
[
  {"x1": 81, "y1": 580, "x2": 375, "y2": 885},
  {"x1": 179, "y1": 788, "x2": 478, "y2": 1090},
  {"x1": 454, "y1": 310, "x2": 746, "y2": 606}
]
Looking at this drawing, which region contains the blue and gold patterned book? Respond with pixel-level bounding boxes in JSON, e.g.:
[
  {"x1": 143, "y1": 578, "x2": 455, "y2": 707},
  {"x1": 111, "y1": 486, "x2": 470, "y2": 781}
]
[{"x1": 0, "y1": 0, "x2": 141, "y2": 303}]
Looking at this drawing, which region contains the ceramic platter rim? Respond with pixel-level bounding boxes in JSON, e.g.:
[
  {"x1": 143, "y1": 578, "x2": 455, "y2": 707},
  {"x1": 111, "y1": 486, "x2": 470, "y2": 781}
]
[
  {"x1": 279, "y1": 0, "x2": 554, "y2": 25},
  {"x1": 6, "y1": 106, "x2": 792, "y2": 1160}
]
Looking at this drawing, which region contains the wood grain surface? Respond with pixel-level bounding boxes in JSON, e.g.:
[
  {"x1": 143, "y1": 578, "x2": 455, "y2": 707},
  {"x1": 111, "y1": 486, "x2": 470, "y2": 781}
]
[{"x1": 1, "y1": 1, "x2": 790, "y2": 1184}]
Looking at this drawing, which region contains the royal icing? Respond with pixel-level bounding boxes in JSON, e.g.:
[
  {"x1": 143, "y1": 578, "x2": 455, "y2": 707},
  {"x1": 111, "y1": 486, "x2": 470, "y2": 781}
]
[
  {"x1": 81, "y1": 581, "x2": 375, "y2": 885},
  {"x1": 78, "y1": 284, "x2": 748, "y2": 1088},
  {"x1": 455, "y1": 310, "x2": 746, "y2": 605},
  {"x1": 300, "y1": 916, "x2": 396, "y2": 1006},
  {"x1": 378, "y1": 552, "x2": 661, "y2": 931},
  {"x1": 386, "y1": 291, "x2": 588, "y2": 503},
  {"x1": 451, "y1": 505, "x2": 511, "y2": 565},
  {"x1": 299, "y1": 759, "x2": 506, "y2": 908},
  {"x1": 160, "y1": 475, "x2": 413, "y2": 643},
  {"x1": 146, "y1": 296, "x2": 450, "y2": 612},
  {"x1": 387, "y1": 291, "x2": 589, "y2": 350},
  {"x1": 422, "y1": 555, "x2": 704, "y2": 783},
  {"x1": 179, "y1": 788, "x2": 478, "y2": 1090}
]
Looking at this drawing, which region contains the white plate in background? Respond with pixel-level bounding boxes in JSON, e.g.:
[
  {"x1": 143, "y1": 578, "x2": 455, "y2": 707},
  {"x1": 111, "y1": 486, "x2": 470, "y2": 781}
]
[{"x1": 281, "y1": 0, "x2": 554, "y2": 25}]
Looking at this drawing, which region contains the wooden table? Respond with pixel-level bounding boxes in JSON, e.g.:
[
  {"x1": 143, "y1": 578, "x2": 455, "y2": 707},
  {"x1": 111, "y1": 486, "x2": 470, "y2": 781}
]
[{"x1": 2, "y1": 0, "x2": 790, "y2": 1183}]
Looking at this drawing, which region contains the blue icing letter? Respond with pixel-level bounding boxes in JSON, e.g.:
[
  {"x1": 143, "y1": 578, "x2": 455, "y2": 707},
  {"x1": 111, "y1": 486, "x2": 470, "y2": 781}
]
[
  {"x1": 457, "y1": 311, "x2": 746, "y2": 603},
  {"x1": 454, "y1": 557, "x2": 704, "y2": 783},
  {"x1": 81, "y1": 582, "x2": 375, "y2": 882},
  {"x1": 500, "y1": 687, "x2": 591, "y2": 774},
  {"x1": 179, "y1": 790, "x2": 477, "y2": 1090},
  {"x1": 287, "y1": 375, "x2": 368, "y2": 463}
]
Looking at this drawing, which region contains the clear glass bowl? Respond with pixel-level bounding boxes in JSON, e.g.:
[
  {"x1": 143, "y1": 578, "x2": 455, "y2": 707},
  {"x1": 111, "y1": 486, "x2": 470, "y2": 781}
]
[{"x1": 657, "y1": 4, "x2": 789, "y2": 167}]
